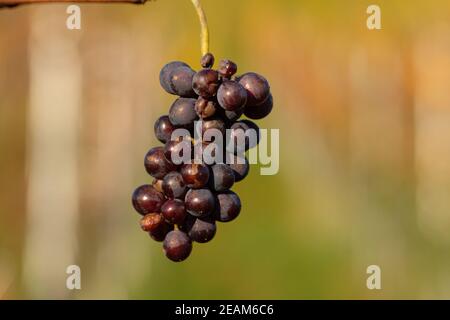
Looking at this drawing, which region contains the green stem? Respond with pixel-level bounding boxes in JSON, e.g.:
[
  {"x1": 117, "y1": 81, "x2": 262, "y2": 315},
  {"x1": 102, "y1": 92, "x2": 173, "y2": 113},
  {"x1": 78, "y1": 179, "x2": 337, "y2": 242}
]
[{"x1": 191, "y1": 0, "x2": 209, "y2": 56}]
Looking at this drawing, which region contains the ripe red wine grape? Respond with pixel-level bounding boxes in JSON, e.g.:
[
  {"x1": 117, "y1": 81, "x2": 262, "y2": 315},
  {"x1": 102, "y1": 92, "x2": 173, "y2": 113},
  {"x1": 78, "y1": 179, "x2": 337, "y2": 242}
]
[
  {"x1": 217, "y1": 80, "x2": 247, "y2": 111},
  {"x1": 160, "y1": 61, "x2": 189, "y2": 95},
  {"x1": 192, "y1": 69, "x2": 220, "y2": 98},
  {"x1": 216, "y1": 106, "x2": 243, "y2": 123},
  {"x1": 181, "y1": 163, "x2": 210, "y2": 188},
  {"x1": 163, "y1": 230, "x2": 192, "y2": 262},
  {"x1": 161, "y1": 199, "x2": 186, "y2": 225},
  {"x1": 244, "y1": 93, "x2": 273, "y2": 120},
  {"x1": 168, "y1": 98, "x2": 198, "y2": 127},
  {"x1": 214, "y1": 191, "x2": 241, "y2": 222},
  {"x1": 149, "y1": 220, "x2": 174, "y2": 242},
  {"x1": 209, "y1": 164, "x2": 235, "y2": 192},
  {"x1": 218, "y1": 59, "x2": 237, "y2": 79},
  {"x1": 227, "y1": 154, "x2": 250, "y2": 182},
  {"x1": 226, "y1": 120, "x2": 260, "y2": 154},
  {"x1": 201, "y1": 53, "x2": 215, "y2": 69},
  {"x1": 154, "y1": 115, "x2": 176, "y2": 144},
  {"x1": 185, "y1": 188, "x2": 215, "y2": 217},
  {"x1": 132, "y1": 185, "x2": 165, "y2": 215},
  {"x1": 238, "y1": 72, "x2": 270, "y2": 106},
  {"x1": 133, "y1": 53, "x2": 274, "y2": 261},
  {"x1": 183, "y1": 215, "x2": 216, "y2": 243},
  {"x1": 169, "y1": 66, "x2": 196, "y2": 97},
  {"x1": 198, "y1": 117, "x2": 227, "y2": 139},
  {"x1": 162, "y1": 171, "x2": 187, "y2": 199},
  {"x1": 144, "y1": 147, "x2": 177, "y2": 179}
]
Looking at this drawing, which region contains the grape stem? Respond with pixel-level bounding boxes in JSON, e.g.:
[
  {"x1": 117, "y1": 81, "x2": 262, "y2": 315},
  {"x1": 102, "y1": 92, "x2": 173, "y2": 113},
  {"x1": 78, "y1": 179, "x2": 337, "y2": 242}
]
[{"x1": 191, "y1": 0, "x2": 209, "y2": 57}]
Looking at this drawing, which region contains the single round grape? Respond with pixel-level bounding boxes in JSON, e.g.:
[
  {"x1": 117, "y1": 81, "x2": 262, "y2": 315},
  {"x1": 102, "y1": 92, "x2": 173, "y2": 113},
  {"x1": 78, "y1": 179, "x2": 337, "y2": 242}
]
[
  {"x1": 168, "y1": 98, "x2": 198, "y2": 128},
  {"x1": 154, "y1": 115, "x2": 176, "y2": 144},
  {"x1": 185, "y1": 188, "x2": 215, "y2": 217},
  {"x1": 181, "y1": 164, "x2": 210, "y2": 188},
  {"x1": 197, "y1": 117, "x2": 226, "y2": 140},
  {"x1": 144, "y1": 147, "x2": 178, "y2": 179},
  {"x1": 216, "y1": 106, "x2": 244, "y2": 122},
  {"x1": 218, "y1": 59, "x2": 237, "y2": 79},
  {"x1": 217, "y1": 80, "x2": 247, "y2": 111},
  {"x1": 195, "y1": 97, "x2": 217, "y2": 119},
  {"x1": 152, "y1": 179, "x2": 164, "y2": 193},
  {"x1": 214, "y1": 191, "x2": 241, "y2": 222},
  {"x1": 192, "y1": 69, "x2": 220, "y2": 98},
  {"x1": 132, "y1": 185, "x2": 165, "y2": 215},
  {"x1": 164, "y1": 138, "x2": 193, "y2": 164},
  {"x1": 238, "y1": 72, "x2": 270, "y2": 106},
  {"x1": 209, "y1": 164, "x2": 235, "y2": 192},
  {"x1": 226, "y1": 154, "x2": 250, "y2": 182},
  {"x1": 150, "y1": 222, "x2": 174, "y2": 242},
  {"x1": 226, "y1": 120, "x2": 260, "y2": 154},
  {"x1": 244, "y1": 93, "x2": 273, "y2": 120},
  {"x1": 160, "y1": 61, "x2": 189, "y2": 94},
  {"x1": 162, "y1": 171, "x2": 187, "y2": 199},
  {"x1": 169, "y1": 66, "x2": 196, "y2": 97},
  {"x1": 140, "y1": 213, "x2": 164, "y2": 232},
  {"x1": 161, "y1": 199, "x2": 186, "y2": 225},
  {"x1": 163, "y1": 230, "x2": 192, "y2": 262},
  {"x1": 201, "y1": 53, "x2": 215, "y2": 68},
  {"x1": 184, "y1": 215, "x2": 216, "y2": 243}
]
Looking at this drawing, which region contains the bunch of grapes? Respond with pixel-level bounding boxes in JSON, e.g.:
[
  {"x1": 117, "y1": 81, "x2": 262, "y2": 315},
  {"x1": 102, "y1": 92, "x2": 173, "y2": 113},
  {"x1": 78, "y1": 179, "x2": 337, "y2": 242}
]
[{"x1": 132, "y1": 53, "x2": 273, "y2": 262}]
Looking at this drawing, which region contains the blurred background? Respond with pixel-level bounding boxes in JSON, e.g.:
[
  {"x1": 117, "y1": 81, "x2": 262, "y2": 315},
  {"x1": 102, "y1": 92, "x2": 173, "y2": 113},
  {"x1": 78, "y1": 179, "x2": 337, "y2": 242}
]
[{"x1": 1, "y1": 0, "x2": 450, "y2": 299}]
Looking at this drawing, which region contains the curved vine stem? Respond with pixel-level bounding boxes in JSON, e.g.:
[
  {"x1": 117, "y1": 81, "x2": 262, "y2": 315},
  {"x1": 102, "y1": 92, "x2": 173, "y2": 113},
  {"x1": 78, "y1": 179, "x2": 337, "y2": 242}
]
[{"x1": 191, "y1": 0, "x2": 209, "y2": 57}]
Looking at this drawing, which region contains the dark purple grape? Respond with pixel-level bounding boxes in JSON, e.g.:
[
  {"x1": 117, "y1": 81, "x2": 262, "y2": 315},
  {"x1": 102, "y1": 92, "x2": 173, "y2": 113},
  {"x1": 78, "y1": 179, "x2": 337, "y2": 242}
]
[
  {"x1": 162, "y1": 171, "x2": 187, "y2": 199},
  {"x1": 226, "y1": 154, "x2": 249, "y2": 182},
  {"x1": 226, "y1": 120, "x2": 260, "y2": 154},
  {"x1": 168, "y1": 98, "x2": 198, "y2": 128},
  {"x1": 181, "y1": 164, "x2": 210, "y2": 188},
  {"x1": 216, "y1": 106, "x2": 244, "y2": 122},
  {"x1": 144, "y1": 147, "x2": 178, "y2": 179},
  {"x1": 163, "y1": 230, "x2": 192, "y2": 262},
  {"x1": 160, "y1": 61, "x2": 189, "y2": 95},
  {"x1": 140, "y1": 213, "x2": 164, "y2": 232},
  {"x1": 192, "y1": 69, "x2": 220, "y2": 98},
  {"x1": 209, "y1": 164, "x2": 235, "y2": 192},
  {"x1": 214, "y1": 191, "x2": 241, "y2": 222},
  {"x1": 152, "y1": 179, "x2": 164, "y2": 193},
  {"x1": 201, "y1": 53, "x2": 215, "y2": 68},
  {"x1": 149, "y1": 221, "x2": 174, "y2": 242},
  {"x1": 161, "y1": 199, "x2": 186, "y2": 225},
  {"x1": 164, "y1": 138, "x2": 193, "y2": 164},
  {"x1": 132, "y1": 185, "x2": 165, "y2": 215},
  {"x1": 195, "y1": 97, "x2": 217, "y2": 119},
  {"x1": 244, "y1": 93, "x2": 273, "y2": 120},
  {"x1": 169, "y1": 66, "x2": 196, "y2": 97},
  {"x1": 154, "y1": 115, "x2": 176, "y2": 144},
  {"x1": 217, "y1": 80, "x2": 247, "y2": 111},
  {"x1": 218, "y1": 59, "x2": 237, "y2": 79},
  {"x1": 238, "y1": 72, "x2": 270, "y2": 106},
  {"x1": 196, "y1": 117, "x2": 226, "y2": 138},
  {"x1": 184, "y1": 215, "x2": 216, "y2": 243},
  {"x1": 185, "y1": 188, "x2": 215, "y2": 217}
]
